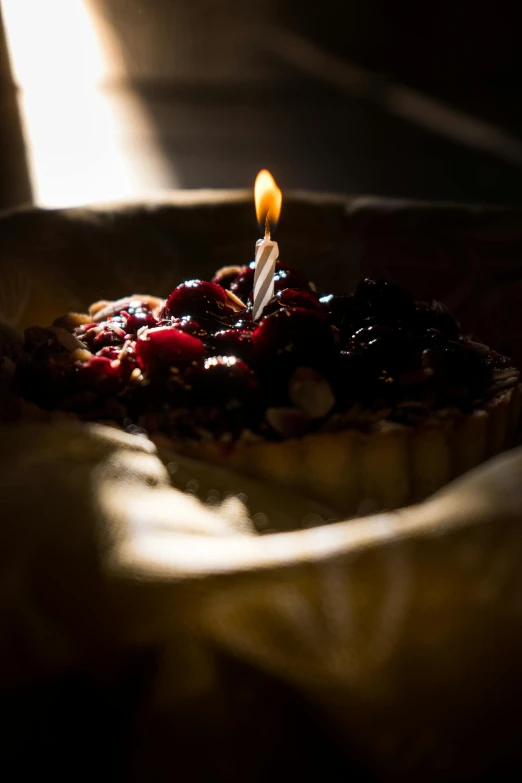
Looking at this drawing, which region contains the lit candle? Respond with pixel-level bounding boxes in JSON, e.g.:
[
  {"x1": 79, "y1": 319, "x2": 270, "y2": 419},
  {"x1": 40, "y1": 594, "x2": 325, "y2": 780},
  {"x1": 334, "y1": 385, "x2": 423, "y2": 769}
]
[{"x1": 252, "y1": 170, "x2": 282, "y2": 321}]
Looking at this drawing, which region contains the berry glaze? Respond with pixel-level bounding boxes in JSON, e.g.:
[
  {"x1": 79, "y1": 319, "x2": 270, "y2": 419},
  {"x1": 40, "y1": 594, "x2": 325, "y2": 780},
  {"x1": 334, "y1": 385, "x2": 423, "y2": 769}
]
[{"x1": 15, "y1": 267, "x2": 518, "y2": 442}]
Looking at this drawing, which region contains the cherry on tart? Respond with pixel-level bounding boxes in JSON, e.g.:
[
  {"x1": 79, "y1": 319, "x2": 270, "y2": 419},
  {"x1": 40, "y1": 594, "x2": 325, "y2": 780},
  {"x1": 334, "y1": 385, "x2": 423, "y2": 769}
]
[
  {"x1": 263, "y1": 288, "x2": 324, "y2": 317},
  {"x1": 252, "y1": 307, "x2": 332, "y2": 366},
  {"x1": 76, "y1": 355, "x2": 127, "y2": 393},
  {"x1": 185, "y1": 355, "x2": 258, "y2": 407},
  {"x1": 171, "y1": 317, "x2": 209, "y2": 340},
  {"x1": 211, "y1": 265, "x2": 242, "y2": 291},
  {"x1": 135, "y1": 327, "x2": 205, "y2": 372},
  {"x1": 164, "y1": 280, "x2": 230, "y2": 320},
  {"x1": 125, "y1": 312, "x2": 158, "y2": 334},
  {"x1": 211, "y1": 329, "x2": 254, "y2": 364},
  {"x1": 230, "y1": 261, "x2": 312, "y2": 302},
  {"x1": 353, "y1": 278, "x2": 416, "y2": 320}
]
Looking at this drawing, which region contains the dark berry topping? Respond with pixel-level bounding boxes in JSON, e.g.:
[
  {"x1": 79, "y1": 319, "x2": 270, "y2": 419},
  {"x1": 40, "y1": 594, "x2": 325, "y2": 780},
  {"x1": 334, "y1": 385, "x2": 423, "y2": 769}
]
[
  {"x1": 165, "y1": 280, "x2": 229, "y2": 319},
  {"x1": 222, "y1": 309, "x2": 254, "y2": 329},
  {"x1": 252, "y1": 307, "x2": 333, "y2": 367},
  {"x1": 76, "y1": 356, "x2": 125, "y2": 393},
  {"x1": 320, "y1": 294, "x2": 366, "y2": 340},
  {"x1": 212, "y1": 265, "x2": 242, "y2": 290},
  {"x1": 264, "y1": 288, "x2": 324, "y2": 316},
  {"x1": 231, "y1": 261, "x2": 312, "y2": 302},
  {"x1": 354, "y1": 278, "x2": 416, "y2": 320},
  {"x1": 171, "y1": 317, "x2": 209, "y2": 339},
  {"x1": 211, "y1": 329, "x2": 254, "y2": 364},
  {"x1": 440, "y1": 339, "x2": 484, "y2": 382},
  {"x1": 230, "y1": 264, "x2": 255, "y2": 301},
  {"x1": 351, "y1": 325, "x2": 412, "y2": 369},
  {"x1": 19, "y1": 269, "x2": 517, "y2": 440},
  {"x1": 135, "y1": 327, "x2": 205, "y2": 372},
  {"x1": 272, "y1": 266, "x2": 312, "y2": 292},
  {"x1": 82, "y1": 321, "x2": 126, "y2": 349},
  {"x1": 185, "y1": 355, "x2": 258, "y2": 408},
  {"x1": 96, "y1": 346, "x2": 120, "y2": 361},
  {"x1": 413, "y1": 301, "x2": 460, "y2": 338},
  {"x1": 126, "y1": 312, "x2": 158, "y2": 335},
  {"x1": 485, "y1": 350, "x2": 513, "y2": 370}
]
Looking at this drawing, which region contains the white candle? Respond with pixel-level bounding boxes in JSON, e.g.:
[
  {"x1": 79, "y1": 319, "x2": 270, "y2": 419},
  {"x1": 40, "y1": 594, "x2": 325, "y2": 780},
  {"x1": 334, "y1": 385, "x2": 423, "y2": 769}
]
[
  {"x1": 252, "y1": 226, "x2": 279, "y2": 321},
  {"x1": 253, "y1": 170, "x2": 282, "y2": 321}
]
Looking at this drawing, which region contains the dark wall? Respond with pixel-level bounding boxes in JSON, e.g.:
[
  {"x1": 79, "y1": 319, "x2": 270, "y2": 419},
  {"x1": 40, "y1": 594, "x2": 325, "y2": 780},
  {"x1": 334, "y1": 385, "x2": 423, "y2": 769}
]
[{"x1": 283, "y1": 0, "x2": 522, "y2": 131}]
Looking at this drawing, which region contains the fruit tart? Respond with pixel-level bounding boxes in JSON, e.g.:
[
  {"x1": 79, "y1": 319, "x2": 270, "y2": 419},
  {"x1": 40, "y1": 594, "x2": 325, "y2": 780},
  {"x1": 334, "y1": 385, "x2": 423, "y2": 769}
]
[{"x1": 4, "y1": 261, "x2": 521, "y2": 515}]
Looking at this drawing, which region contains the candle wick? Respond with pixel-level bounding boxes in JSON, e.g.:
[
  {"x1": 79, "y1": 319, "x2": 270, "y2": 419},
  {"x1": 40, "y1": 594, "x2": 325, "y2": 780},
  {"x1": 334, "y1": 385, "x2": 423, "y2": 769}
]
[{"x1": 264, "y1": 211, "x2": 271, "y2": 240}]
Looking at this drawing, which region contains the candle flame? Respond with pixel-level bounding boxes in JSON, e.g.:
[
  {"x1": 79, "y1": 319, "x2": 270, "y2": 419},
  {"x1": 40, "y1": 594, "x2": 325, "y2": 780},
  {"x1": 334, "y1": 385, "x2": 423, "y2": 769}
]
[{"x1": 255, "y1": 169, "x2": 282, "y2": 235}]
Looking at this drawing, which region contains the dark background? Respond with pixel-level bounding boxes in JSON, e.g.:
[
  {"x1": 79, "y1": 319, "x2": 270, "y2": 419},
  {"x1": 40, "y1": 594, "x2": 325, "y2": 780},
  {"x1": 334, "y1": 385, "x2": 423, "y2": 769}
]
[{"x1": 1, "y1": 0, "x2": 522, "y2": 209}]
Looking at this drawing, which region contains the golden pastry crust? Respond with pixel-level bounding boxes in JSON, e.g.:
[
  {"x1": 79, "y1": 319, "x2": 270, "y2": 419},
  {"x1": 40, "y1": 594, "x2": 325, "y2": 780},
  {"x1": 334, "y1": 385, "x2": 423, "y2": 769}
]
[{"x1": 170, "y1": 380, "x2": 521, "y2": 515}]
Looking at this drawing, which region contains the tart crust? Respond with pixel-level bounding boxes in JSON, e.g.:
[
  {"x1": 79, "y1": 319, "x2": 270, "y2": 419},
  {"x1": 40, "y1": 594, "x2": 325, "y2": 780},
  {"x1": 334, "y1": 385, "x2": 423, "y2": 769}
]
[{"x1": 170, "y1": 379, "x2": 522, "y2": 515}]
